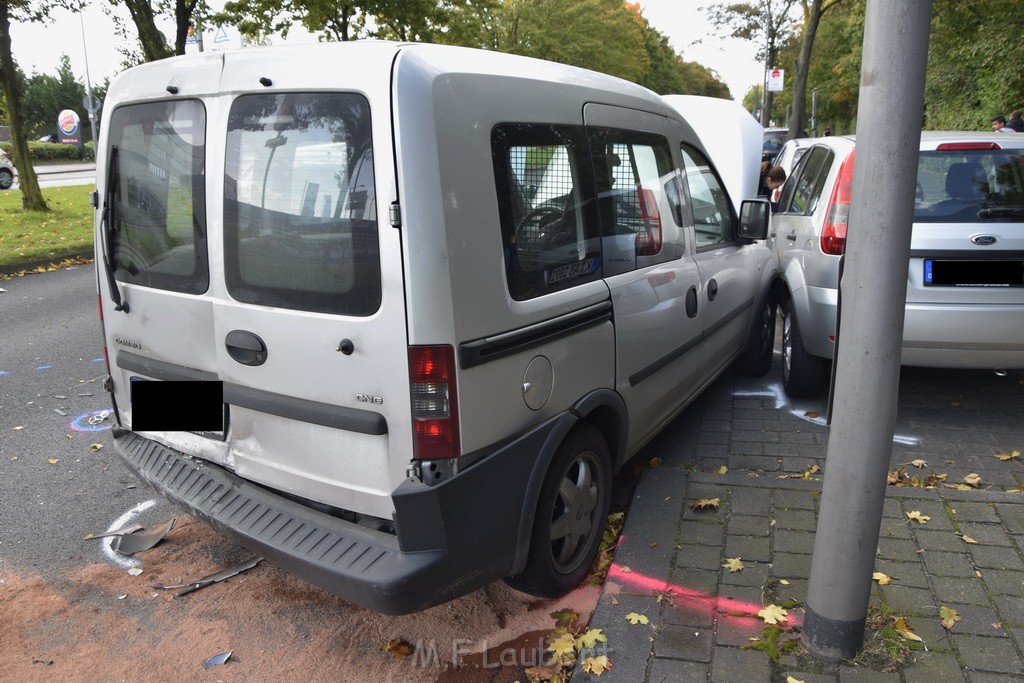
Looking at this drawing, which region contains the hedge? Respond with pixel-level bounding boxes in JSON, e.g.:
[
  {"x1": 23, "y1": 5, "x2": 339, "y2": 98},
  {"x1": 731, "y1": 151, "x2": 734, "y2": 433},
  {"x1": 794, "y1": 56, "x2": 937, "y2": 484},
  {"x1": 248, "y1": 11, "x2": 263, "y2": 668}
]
[{"x1": 0, "y1": 141, "x2": 95, "y2": 162}]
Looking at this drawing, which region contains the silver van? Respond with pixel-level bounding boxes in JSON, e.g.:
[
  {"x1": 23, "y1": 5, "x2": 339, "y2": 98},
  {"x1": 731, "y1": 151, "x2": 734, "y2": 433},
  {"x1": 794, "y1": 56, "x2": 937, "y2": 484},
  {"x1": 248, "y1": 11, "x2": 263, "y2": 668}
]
[{"x1": 95, "y1": 41, "x2": 775, "y2": 614}]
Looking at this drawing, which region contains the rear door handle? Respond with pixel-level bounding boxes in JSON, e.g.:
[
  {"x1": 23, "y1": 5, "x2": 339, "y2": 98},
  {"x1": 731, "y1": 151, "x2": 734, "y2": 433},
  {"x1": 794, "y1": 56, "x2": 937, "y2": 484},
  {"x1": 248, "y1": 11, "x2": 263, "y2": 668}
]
[
  {"x1": 786, "y1": 233, "x2": 797, "y2": 241},
  {"x1": 226, "y1": 330, "x2": 268, "y2": 366}
]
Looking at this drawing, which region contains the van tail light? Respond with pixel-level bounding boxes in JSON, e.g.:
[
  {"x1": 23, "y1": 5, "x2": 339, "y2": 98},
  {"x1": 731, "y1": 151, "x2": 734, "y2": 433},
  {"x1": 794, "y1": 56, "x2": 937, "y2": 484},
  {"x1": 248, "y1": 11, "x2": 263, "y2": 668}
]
[
  {"x1": 97, "y1": 293, "x2": 112, "y2": 376},
  {"x1": 409, "y1": 345, "x2": 460, "y2": 459},
  {"x1": 821, "y1": 150, "x2": 856, "y2": 256},
  {"x1": 635, "y1": 187, "x2": 662, "y2": 256}
]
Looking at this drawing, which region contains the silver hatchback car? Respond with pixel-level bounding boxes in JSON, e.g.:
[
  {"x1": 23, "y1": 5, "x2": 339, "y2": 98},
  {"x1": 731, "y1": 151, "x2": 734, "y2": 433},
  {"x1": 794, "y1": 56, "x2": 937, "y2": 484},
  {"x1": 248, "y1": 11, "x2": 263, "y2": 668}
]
[{"x1": 770, "y1": 132, "x2": 1024, "y2": 398}]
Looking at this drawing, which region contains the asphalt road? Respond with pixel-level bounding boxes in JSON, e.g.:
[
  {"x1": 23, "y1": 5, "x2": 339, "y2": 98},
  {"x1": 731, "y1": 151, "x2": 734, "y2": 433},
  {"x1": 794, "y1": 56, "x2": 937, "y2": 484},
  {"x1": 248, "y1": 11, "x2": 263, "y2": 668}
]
[{"x1": 9, "y1": 163, "x2": 96, "y2": 190}]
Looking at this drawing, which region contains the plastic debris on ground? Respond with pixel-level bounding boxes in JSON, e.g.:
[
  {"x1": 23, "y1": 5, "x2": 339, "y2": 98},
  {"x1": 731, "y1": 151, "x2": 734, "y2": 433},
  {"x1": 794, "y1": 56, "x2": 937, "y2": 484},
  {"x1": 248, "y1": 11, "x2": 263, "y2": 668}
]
[
  {"x1": 202, "y1": 651, "x2": 232, "y2": 669},
  {"x1": 111, "y1": 517, "x2": 177, "y2": 555},
  {"x1": 175, "y1": 557, "x2": 263, "y2": 597}
]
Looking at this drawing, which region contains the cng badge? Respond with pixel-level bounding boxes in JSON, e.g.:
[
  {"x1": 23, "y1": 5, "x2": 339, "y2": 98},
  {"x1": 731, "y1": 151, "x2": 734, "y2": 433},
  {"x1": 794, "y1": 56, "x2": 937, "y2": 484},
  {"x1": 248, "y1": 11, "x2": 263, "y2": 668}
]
[{"x1": 356, "y1": 393, "x2": 383, "y2": 405}]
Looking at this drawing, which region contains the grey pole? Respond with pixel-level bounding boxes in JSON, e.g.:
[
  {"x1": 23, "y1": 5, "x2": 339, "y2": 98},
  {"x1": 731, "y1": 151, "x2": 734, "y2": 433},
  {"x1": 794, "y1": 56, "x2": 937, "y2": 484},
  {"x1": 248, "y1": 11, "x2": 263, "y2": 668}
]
[
  {"x1": 811, "y1": 87, "x2": 817, "y2": 137},
  {"x1": 802, "y1": 0, "x2": 932, "y2": 662}
]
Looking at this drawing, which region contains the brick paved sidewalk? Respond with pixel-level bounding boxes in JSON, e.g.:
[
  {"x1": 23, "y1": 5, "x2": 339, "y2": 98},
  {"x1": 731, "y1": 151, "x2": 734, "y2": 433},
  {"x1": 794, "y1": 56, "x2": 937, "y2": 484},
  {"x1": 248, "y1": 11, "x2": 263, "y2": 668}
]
[{"x1": 574, "y1": 365, "x2": 1024, "y2": 682}]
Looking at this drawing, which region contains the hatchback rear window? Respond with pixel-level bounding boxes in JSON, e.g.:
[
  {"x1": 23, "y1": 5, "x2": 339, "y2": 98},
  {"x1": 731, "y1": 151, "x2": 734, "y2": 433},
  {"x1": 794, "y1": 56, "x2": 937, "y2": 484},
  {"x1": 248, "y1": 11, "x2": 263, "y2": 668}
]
[
  {"x1": 224, "y1": 93, "x2": 380, "y2": 316},
  {"x1": 915, "y1": 149, "x2": 1024, "y2": 223}
]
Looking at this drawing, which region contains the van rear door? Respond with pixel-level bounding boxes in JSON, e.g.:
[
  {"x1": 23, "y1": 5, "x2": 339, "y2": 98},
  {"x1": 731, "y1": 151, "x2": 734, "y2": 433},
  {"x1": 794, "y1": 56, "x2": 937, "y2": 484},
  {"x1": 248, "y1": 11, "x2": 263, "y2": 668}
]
[{"x1": 100, "y1": 45, "x2": 410, "y2": 521}]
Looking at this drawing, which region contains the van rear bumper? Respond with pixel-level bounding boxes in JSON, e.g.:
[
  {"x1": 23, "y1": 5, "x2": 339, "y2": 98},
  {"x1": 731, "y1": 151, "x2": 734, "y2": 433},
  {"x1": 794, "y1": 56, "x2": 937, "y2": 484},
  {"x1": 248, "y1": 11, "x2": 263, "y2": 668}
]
[
  {"x1": 113, "y1": 414, "x2": 572, "y2": 614},
  {"x1": 113, "y1": 428, "x2": 453, "y2": 615}
]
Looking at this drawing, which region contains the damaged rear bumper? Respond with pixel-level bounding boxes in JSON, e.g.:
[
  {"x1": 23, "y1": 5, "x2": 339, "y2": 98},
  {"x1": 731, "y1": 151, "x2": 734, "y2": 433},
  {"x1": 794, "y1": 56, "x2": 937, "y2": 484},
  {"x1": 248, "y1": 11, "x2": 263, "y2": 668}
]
[{"x1": 112, "y1": 428, "x2": 451, "y2": 615}]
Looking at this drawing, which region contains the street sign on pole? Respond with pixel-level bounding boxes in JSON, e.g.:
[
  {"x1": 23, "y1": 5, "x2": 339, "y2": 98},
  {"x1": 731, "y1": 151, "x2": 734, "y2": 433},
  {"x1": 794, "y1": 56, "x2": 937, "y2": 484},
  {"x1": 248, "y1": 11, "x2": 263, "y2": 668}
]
[
  {"x1": 767, "y1": 68, "x2": 785, "y2": 92},
  {"x1": 83, "y1": 94, "x2": 101, "y2": 114}
]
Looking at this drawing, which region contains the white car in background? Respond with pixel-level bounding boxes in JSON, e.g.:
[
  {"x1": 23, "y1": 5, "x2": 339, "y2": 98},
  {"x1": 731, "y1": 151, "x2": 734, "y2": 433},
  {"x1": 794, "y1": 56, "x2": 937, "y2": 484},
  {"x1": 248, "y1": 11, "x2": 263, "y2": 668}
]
[{"x1": 769, "y1": 132, "x2": 1024, "y2": 398}]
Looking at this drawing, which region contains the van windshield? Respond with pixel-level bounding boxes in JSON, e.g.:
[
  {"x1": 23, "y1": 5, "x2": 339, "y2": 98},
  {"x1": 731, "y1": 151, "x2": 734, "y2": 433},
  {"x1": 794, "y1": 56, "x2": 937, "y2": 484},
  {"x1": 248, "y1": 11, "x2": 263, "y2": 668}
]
[
  {"x1": 915, "y1": 149, "x2": 1024, "y2": 223},
  {"x1": 224, "y1": 93, "x2": 381, "y2": 316}
]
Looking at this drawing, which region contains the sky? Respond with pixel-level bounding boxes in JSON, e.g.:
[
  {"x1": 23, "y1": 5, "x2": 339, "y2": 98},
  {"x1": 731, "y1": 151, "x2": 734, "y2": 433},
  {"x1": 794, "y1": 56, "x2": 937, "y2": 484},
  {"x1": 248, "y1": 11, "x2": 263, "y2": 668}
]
[{"x1": 7, "y1": 0, "x2": 763, "y2": 102}]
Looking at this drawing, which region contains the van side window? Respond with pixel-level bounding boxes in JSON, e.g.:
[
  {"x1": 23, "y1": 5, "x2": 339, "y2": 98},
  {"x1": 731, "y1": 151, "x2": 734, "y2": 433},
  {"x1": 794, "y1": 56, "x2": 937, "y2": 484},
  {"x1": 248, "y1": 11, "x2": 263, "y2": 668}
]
[
  {"x1": 680, "y1": 143, "x2": 735, "y2": 250},
  {"x1": 588, "y1": 128, "x2": 681, "y2": 276},
  {"x1": 224, "y1": 93, "x2": 381, "y2": 316},
  {"x1": 492, "y1": 124, "x2": 601, "y2": 301},
  {"x1": 106, "y1": 100, "x2": 208, "y2": 294},
  {"x1": 779, "y1": 146, "x2": 834, "y2": 215}
]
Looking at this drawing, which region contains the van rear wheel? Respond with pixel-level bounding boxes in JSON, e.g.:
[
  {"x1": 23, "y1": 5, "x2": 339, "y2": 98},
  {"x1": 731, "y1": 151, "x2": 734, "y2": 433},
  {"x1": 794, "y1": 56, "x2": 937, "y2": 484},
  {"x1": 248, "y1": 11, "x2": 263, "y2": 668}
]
[{"x1": 505, "y1": 425, "x2": 612, "y2": 598}]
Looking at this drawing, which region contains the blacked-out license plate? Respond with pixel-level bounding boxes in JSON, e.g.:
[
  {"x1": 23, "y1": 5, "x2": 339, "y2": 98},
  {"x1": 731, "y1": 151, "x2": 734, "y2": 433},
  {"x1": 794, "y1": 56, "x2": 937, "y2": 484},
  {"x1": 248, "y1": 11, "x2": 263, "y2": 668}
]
[
  {"x1": 923, "y1": 259, "x2": 1024, "y2": 287},
  {"x1": 130, "y1": 378, "x2": 227, "y2": 439}
]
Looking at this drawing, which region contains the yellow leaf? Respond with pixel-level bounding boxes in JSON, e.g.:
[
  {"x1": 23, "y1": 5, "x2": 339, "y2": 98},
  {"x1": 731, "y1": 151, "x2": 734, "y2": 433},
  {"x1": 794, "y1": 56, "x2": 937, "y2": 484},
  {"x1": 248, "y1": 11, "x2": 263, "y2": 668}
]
[
  {"x1": 939, "y1": 606, "x2": 961, "y2": 630},
  {"x1": 575, "y1": 628, "x2": 607, "y2": 650},
  {"x1": 995, "y1": 450, "x2": 1021, "y2": 461},
  {"x1": 547, "y1": 632, "x2": 576, "y2": 659},
  {"x1": 83, "y1": 533, "x2": 94, "y2": 540},
  {"x1": 757, "y1": 604, "x2": 789, "y2": 625},
  {"x1": 625, "y1": 612, "x2": 650, "y2": 625},
  {"x1": 47, "y1": 458, "x2": 59, "y2": 465},
  {"x1": 872, "y1": 572, "x2": 891, "y2": 586},
  {"x1": 688, "y1": 497, "x2": 721, "y2": 511},
  {"x1": 649, "y1": 457, "x2": 663, "y2": 468},
  {"x1": 619, "y1": 566, "x2": 632, "y2": 573},
  {"x1": 716, "y1": 465, "x2": 728, "y2": 475},
  {"x1": 610, "y1": 597, "x2": 619, "y2": 605},
  {"x1": 89, "y1": 443, "x2": 103, "y2": 451},
  {"x1": 779, "y1": 579, "x2": 790, "y2": 586},
  {"x1": 723, "y1": 557, "x2": 745, "y2": 573},
  {"x1": 582, "y1": 655, "x2": 612, "y2": 676},
  {"x1": 961, "y1": 535, "x2": 978, "y2": 544},
  {"x1": 804, "y1": 410, "x2": 820, "y2": 418},
  {"x1": 894, "y1": 617, "x2": 923, "y2": 642},
  {"x1": 383, "y1": 639, "x2": 414, "y2": 657},
  {"x1": 910, "y1": 459, "x2": 928, "y2": 468},
  {"x1": 550, "y1": 608, "x2": 579, "y2": 629},
  {"x1": 964, "y1": 473, "x2": 982, "y2": 488},
  {"x1": 787, "y1": 677, "x2": 806, "y2": 683},
  {"x1": 906, "y1": 511, "x2": 930, "y2": 524}
]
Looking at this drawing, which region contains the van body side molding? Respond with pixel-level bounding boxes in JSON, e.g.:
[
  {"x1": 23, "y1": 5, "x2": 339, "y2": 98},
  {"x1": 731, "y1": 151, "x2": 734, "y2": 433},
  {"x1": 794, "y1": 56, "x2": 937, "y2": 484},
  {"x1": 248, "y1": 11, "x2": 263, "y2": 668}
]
[
  {"x1": 459, "y1": 301, "x2": 613, "y2": 369},
  {"x1": 116, "y1": 351, "x2": 387, "y2": 435}
]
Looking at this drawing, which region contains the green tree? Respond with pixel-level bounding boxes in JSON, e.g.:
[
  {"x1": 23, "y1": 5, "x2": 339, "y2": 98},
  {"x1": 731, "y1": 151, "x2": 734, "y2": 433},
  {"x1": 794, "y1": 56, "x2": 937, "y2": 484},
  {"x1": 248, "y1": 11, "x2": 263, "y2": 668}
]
[
  {"x1": 708, "y1": 0, "x2": 800, "y2": 125},
  {"x1": 111, "y1": 0, "x2": 210, "y2": 62},
  {"x1": 22, "y1": 54, "x2": 86, "y2": 140},
  {"x1": 788, "y1": 0, "x2": 847, "y2": 139}
]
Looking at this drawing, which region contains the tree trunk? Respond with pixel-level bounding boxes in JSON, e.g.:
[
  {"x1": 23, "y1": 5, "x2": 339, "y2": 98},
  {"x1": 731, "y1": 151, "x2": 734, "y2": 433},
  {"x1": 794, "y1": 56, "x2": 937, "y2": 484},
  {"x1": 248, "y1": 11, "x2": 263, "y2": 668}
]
[
  {"x1": 0, "y1": 1, "x2": 47, "y2": 211},
  {"x1": 122, "y1": 0, "x2": 174, "y2": 61},
  {"x1": 173, "y1": 0, "x2": 198, "y2": 56},
  {"x1": 790, "y1": 0, "x2": 825, "y2": 139}
]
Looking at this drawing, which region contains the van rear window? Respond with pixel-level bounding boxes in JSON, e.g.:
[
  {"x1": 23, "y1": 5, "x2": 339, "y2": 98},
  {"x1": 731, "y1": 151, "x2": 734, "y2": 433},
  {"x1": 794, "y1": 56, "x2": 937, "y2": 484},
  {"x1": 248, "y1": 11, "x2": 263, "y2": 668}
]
[
  {"x1": 106, "y1": 100, "x2": 208, "y2": 294},
  {"x1": 224, "y1": 93, "x2": 380, "y2": 316}
]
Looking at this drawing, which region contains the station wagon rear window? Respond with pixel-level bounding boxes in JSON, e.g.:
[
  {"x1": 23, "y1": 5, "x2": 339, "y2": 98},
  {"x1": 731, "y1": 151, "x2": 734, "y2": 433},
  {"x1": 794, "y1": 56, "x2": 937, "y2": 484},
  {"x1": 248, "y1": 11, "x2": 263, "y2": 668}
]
[
  {"x1": 224, "y1": 93, "x2": 381, "y2": 316},
  {"x1": 106, "y1": 100, "x2": 208, "y2": 294}
]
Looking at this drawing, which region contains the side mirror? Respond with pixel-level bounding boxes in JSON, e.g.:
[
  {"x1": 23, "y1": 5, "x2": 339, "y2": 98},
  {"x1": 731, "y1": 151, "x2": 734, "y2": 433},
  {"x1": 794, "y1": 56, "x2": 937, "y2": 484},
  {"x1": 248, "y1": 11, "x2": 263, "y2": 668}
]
[{"x1": 738, "y1": 198, "x2": 770, "y2": 241}]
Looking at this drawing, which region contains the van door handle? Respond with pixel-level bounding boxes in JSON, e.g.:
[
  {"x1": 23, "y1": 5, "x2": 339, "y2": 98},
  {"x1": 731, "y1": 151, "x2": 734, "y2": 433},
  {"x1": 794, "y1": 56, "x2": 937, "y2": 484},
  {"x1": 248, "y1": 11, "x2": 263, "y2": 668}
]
[
  {"x1": 707, "y1": 279, "x2": 718, "y2": 301},
  {"x1": 685, "y1": 286, "x2": 698, "y2": 318},
  {"x1": 226, "y1": 330, "x2": 268, "y2": 367}
]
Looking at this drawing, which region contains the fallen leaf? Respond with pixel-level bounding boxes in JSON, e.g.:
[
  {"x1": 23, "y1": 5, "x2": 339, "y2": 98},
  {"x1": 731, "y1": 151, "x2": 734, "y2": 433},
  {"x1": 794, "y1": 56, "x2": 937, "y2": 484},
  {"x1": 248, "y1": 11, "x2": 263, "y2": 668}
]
[
  {"x1": 939, "y1": 606, "x2": 961, "y2": 630},
  {"x1": 872, "y1": 572, "x2": 891, "y2": 586},
  {"x1": 893, "y1": 617, "x2": 923, "y2": 642},
  {"x1": 619, "y1": 566, "x2": 632, "y2": 573},
  {"x1": 961, "y1": 535, "x2": 978, "y2": 544},
  {"x1": 715, "y1": 465, "x2": 728, "y2": 475},
  {"x1": 964, "y1": 473, "x2": 982, "y2": 488},
  {"x1": 723, "y1": 557, "x2": 745, "y2": 573},
  {"x1": 547, "y1": 633, "x2": 576, "y2": 660},
  {"x1": 625, "y1": 612, "x2": 650, "y2": 625},
  {"x1": 994, "y1": 450, "x2": 1021, "y2": 461},
  {"x1": 47, "y1": 458, "x2": 59, "y2": 465},
  {"x1": 804, "y1": 410, "x2": 820, "y2": 419},
  {"x1": 550, "y1": 608, "x2": 579, "y2": 630},
  {"x1": 688, "y1": 498, "x2": 721, "y2": 511},
  {"x1": 888, "y1": 468, "x2": 907, "y2": 485},
  {"x1": 610, "y1": 597, "x2": 619, "y2": 605},
  {"x1": 649, "y1": 457, "x2": 663, "y2": 468},
  {"x1": 576, "y1": 628, "x2": 607, "y2": 650},
  {"x1": 910, "y1": 459, "x2": 928, "y2": 468},
  {"x1": 525, "y1": 662, "x2": 565, "y2": 682},
  {"x1": 89, "y1": 443, "x2": 103, "y2": 452},
  {"x1": 384, "y1": 639, "x2": 414, "y2": 657},
  {"x1": 779, "y1": 579, "x2": 790, "y2": 586},
  {"x1": 906, "y1": 511, "x2": 930, "y2": 524},
  {"x1": 581, "y1": 655, "x2": 612, "y2": 676},
  {"x1": 757, "y1": 604, "x2": 789, "y2": 625},
  {"x1": 787, "y1": 677, "x2": 806, "y2": 683},
  {"x1": 654, "y1": 591, "x2": 674, "y2": 605}
]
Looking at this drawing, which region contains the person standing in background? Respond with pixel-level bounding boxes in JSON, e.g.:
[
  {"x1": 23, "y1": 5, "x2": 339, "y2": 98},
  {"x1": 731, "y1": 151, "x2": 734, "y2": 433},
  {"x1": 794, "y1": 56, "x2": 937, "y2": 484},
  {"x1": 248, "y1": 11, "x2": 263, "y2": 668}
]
[{"x1": 1007, "y1": 110, "x2": 1024, "y2": 132}]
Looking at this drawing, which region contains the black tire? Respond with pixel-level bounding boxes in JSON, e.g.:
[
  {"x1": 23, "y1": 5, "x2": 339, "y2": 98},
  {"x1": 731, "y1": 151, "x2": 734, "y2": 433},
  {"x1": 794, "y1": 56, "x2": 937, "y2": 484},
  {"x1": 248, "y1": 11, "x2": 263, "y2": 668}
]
[
  {"x1": 737, "y1": 295, "x2": 776, "y2": 376},
  {"x1": 505, "y1": 425, "x2": 612, "y2": 598},
  {"x1": 0, "y1": 169, "x2": 12, "y2": 190},
  {"x1": 781, "y1": 299, "x2": 830, "y2": 398}
]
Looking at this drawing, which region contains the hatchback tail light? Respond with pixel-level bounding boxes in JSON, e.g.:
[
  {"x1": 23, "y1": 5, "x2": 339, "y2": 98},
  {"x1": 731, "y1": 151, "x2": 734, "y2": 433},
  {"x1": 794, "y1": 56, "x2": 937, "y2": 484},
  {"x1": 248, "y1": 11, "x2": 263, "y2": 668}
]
[
  {"x1": 821, "y1": 150, "x2": 856, "y2": 256},
  {"x1": 409, "y1": 345, "x2": 460, "y2": 459},
  {"x1": 635, "y1": 187, "x2": 662, "y2": 256}
]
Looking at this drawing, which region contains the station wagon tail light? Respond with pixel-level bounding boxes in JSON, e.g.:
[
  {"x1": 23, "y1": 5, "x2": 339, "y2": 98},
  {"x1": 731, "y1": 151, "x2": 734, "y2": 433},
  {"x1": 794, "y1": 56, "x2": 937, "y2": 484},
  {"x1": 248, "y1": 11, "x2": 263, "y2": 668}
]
[
  {"x1": 821, "y1": 150, "x2": 856, "y2": 256},
  {"x1": 409, "y1": 345, "x2": 460, "y2": 459},
  {"x1": 635, "y1": 187, "x2": 662, "y2": 256},
  {"x1": 936, "y1": 142, "x2": 1001, "y2": 151}
]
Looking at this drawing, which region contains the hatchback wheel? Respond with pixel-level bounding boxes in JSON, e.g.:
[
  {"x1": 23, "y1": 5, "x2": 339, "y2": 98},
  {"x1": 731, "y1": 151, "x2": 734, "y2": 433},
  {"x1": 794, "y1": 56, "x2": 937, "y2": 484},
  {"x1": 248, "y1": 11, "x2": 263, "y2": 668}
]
[
  {"x1": 782, "y1": 301, "x2": 829, "y2": 398},
  {"x1": 0, "y1": 169, "x2": 13, "y2": 190},
  {"x1": 505, "y1": 425, "x2": 611, "y2": 598}
]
